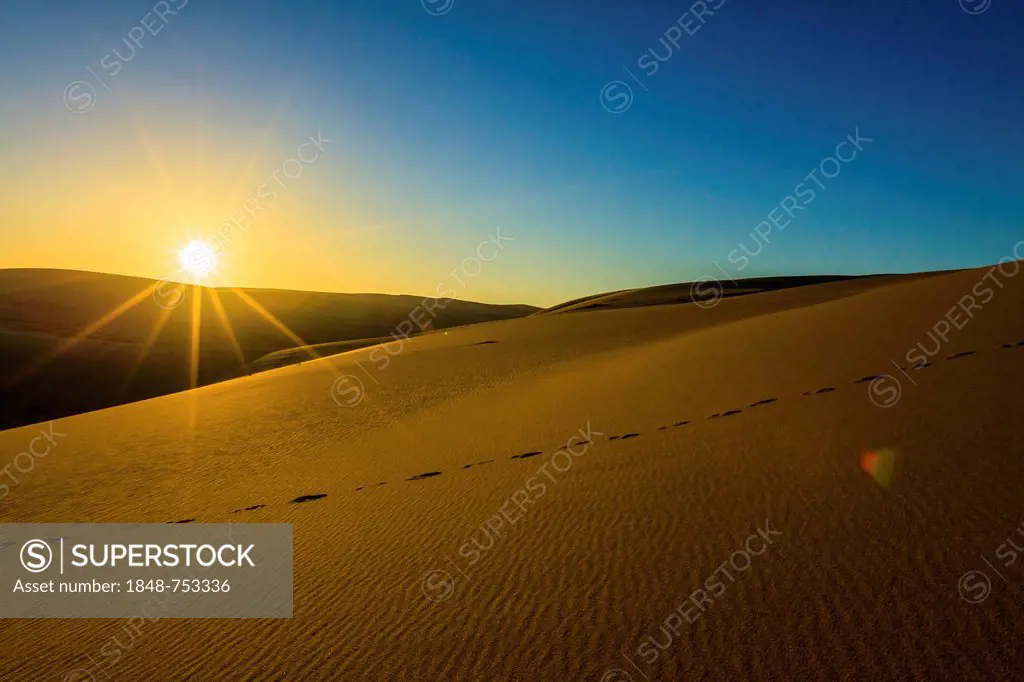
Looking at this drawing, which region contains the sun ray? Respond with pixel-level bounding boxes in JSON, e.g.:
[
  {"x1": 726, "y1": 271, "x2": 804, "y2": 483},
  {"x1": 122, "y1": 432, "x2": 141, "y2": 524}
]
[
  {"x1": 208, "y1": 288, "x2": 247, "y2": 371},
  {"x1": 220, "y1": 95, "x2": 294, "y2": 217},
  {"x1": 185, "y1": 388, "x2": 200, "y2": 447},
  {"x1": 189, "y1": 285, "x2": 203, "y2": 390},
  {"x1": 335, "y1": 177, "x2": 599, "y2": 238},
  {"x1": 230, "y1": 288, "x2": 337, "y2": 374},
  {"x1": 123, "y1": 104, "x2": 177, "y2": 208},
  {"x1": 120, "y1": 304, "x2": 175, "y2": 394},
  {"x1": 7, "y1": 282, "x2": 158, "y2": 388}
]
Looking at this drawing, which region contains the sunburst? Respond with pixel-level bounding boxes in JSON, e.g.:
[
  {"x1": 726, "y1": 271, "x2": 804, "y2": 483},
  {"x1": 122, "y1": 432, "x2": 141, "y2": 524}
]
[{"x1": 10, "y1": 246, "x2": 338, "y2": 396}]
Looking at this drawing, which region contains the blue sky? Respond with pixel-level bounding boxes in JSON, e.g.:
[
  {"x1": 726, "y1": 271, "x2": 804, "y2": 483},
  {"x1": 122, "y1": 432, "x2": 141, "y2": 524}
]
[{"x1": 1, "y1": 0, "x2": 1021, "y2": 305}]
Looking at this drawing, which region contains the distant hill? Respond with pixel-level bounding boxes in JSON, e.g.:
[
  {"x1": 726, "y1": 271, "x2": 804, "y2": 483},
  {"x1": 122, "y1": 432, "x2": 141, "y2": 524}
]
[{"x1": 0, "y1": 269, "x2": 537, "y2": 431}]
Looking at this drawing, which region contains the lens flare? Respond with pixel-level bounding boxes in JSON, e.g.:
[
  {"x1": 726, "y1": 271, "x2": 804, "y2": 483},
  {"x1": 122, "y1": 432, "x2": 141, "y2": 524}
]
[{"x1": 860, "y1": 447, "x2": 896, "y2": 487}]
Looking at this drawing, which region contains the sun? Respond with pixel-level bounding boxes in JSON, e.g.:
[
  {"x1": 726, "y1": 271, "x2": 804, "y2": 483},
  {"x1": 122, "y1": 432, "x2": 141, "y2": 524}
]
[{"x1": 178, "y1": 240, "x2": 217, "y2": 281}]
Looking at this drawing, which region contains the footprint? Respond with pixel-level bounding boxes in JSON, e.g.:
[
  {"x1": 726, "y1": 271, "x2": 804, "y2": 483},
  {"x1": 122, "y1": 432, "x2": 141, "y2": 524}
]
[
  {"x1": 408, "y1": 471, "x2": 442, "y2": 481},
  {"x1": 473, "y1": 340, "x2": 498, "y2": 345},
  {"x1": 657, "y1": 426, "x2": 669, "y2": 431},
  {"x1": 511, "y1": 451, "x2": 543, "y2": 460},
  {"x1": 707, "y1": 413, "x2": 721, "y2": 419},
  {"x1": 608, "y1": 435, "x2": 620, "y2": 441},
  {"x1": 947, "y1": 351, "x2": 975, "y2": 360},
  {"x1": 354, "y1": 486, "x2": 364, "y2": 491},
  {"x1": 376, "y1": 482, "x2": 387, "y2": 486},
  {"x1": 912, "y1": 362, "x2": 932, "y2": 369},
  {"x1": 168, "y1": 519, "x2": 195, "y2": 524},
  {"x1": 619, "y1": 433, "x2": 640, "y2": 440},
  {"x1": 673, "y1": 421, "x2": 689, "y2": 427},
  {"x1": 748, "y1": 398, "x2": 778, "y2": 407},
  {"x1": 290, "y1": 494, "x2": 328, "y2": 504},
  {"x1": 854, "y1": 375, "x2": 881, "y2": 384},
  {"x1": 231, "y1": 504, "x2": 266, "y2": 513}
]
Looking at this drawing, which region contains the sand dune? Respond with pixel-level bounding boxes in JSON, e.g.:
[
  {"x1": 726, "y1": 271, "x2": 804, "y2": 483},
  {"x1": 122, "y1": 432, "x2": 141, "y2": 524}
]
[
  {"x1": 538, "y1": 271, "x2": 964, "y2": 315},
  {"x1": 0, "y1": 269, "x2": 536, "y2": 431},
  {"x1": 538, "y1": 273, "x2": 868, "y2": 313},
  {"x1": 2, "y1": 265, "x2": 1023, "y2": 680},
  {"x1": 248, "y1": 275, "x2": 914, "y2": 373}
]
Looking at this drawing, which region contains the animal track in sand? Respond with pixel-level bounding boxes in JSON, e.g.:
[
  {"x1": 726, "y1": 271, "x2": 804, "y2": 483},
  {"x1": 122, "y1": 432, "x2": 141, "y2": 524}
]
[
  {"x1": 207, "y1": 336, "x2": 1024, "y2": 520},
  {"x1": 289, "y1": 494, "x2": 328, "y2": 504},
  {"x1": 169, "y1": 519, "x2": 195, "y2": 524},
  {"x1": 231, "y1": 504, "x2": 266, "y2": 513},
  {"x1": 408, "y1": 471, "x2": 442, "y2": 481}
]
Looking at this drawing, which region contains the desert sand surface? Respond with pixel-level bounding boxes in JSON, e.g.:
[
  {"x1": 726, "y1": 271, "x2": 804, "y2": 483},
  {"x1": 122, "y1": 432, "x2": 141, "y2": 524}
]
[
  {"x1": 0, "y1": 269, "x2": 535, "y2": 431},
  {"x1": 2, "y1": 265, "x2": 1024, "y2": 680}
]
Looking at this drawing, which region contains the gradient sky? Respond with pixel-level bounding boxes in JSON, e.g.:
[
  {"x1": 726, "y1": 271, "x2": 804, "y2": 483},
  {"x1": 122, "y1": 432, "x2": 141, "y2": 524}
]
[{"x1": 1, "y1": 0, "x2": 1022, "y2": 306}]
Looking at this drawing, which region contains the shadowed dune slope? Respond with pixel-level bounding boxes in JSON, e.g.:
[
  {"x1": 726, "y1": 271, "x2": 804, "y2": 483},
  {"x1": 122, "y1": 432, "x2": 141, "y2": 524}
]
[
  {"x1": 537, "y1": 271, "x2": 951, "y2": 314},
  {"x1": 0, "y1": 269, "x2": 537, "y2": 431},
  {"x1": 1, "y1": 265, "x2": 1023, "y2": 679}
]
